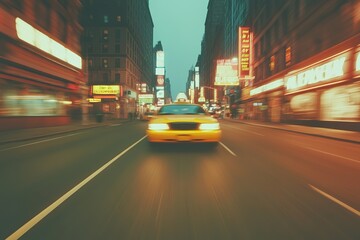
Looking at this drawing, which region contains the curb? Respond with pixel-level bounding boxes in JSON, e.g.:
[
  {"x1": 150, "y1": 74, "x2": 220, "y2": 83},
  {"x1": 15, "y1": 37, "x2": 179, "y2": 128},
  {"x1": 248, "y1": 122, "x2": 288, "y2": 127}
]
[{"x1": 223, "y1": 118, "x2": 360, "y2": 144}]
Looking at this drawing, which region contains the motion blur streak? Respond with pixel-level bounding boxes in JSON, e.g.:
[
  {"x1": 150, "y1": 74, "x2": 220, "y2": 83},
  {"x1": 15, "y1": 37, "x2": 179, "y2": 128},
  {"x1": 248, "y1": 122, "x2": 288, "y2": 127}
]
[
  {"x1": 309, "y1": 185, "x2": 360, "y2": 217},
  {"x1": 6, "y1": 136, "x2": 146, "y2": 240}
]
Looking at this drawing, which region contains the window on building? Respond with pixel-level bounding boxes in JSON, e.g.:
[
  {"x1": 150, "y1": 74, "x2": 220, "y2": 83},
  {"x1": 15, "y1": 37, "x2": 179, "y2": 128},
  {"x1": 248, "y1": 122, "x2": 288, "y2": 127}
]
[
  {"x1": 58, "y1": 13, "x2": 67, "y2": 43},
  {"x1": 103, "y1": 73, "x2": 109, "y2": 82},
  {"x1": 285, "y1": 46, "x2": 292, "y2": 67},
  {"x1": 102, "y1": 59, "x2": 108, "y2": 68},
  {"x1": 115, "y1": 73, "x2": 120, "y2": 83},
  {"x1": 115, "y1": 58, "x2": 120, "y2": 68},
  {"x1": 103, "y1": 29, "x2": 109, "y2": 41},
  {"x1": 104, "y1": 15, "x2": 109, "y2": 23},
  {"x1": 88, "y1": 59, "x2": 93, "y2": 68},
  {"x1": 116, "y1": 16, "x2": 122, "y2": 22},
  {"x1": 35, "y1": 0, "x2": 51, "y2": 31},
  {"x1": 270, "y1": 55, "x2": 275, "y2": 72},
  {"x1": 115, "y1": 44, "x2": 121, "y2": 53},
  {"x1": 102, "y1": 44, "x2": 108, "y2": 53},
  {"x1": 115, "y1": 30, "x2": 121, "y2": 42}
]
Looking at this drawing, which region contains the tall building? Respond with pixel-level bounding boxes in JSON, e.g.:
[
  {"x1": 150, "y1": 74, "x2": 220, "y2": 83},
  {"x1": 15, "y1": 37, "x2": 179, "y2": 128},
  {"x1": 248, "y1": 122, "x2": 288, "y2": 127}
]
[
  {"x1": 200, "y1": 0, "x2": 226, "y2": 102},
  {"x1": 81, "y1": 0, "x2": 154, "y2": 119},
  {"x1": 224, "y1": 0, "x2": 250, "y2": 58},
  {"x1": 0, "y1": 0, "x2": 85, "y2": 130}
]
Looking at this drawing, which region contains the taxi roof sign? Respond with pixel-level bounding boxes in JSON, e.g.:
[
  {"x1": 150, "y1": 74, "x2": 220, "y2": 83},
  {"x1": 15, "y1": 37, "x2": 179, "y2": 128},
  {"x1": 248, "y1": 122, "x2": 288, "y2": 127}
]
[{"x1": 175, "y1": 92, "x2": 188, "y2": 102}]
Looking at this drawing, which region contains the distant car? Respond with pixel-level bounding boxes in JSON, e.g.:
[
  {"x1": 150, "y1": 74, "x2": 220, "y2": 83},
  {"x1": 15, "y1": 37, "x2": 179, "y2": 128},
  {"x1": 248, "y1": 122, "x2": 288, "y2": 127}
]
[
  {"x1": 146, "y1": 103, "x2": 221, "y2": 144},
  {"x1": 141, "y1": 111, "x2": 154, "y2": 121}
]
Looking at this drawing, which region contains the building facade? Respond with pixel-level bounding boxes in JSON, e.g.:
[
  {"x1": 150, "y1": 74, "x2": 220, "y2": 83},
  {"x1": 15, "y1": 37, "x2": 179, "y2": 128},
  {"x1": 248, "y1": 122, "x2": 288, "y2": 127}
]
[
  {"x1": 81, "y1": 0, "x2": 154, "y2": 119},
  {"x1": 241, "y1": 0, "x2": 360, "y2": 130},
  {"x1": 200, "y1": 0, "x2": 225, "y2": 102},
  {"x1": 0, "y1": 0, "x2": 85, "y2": 130}
]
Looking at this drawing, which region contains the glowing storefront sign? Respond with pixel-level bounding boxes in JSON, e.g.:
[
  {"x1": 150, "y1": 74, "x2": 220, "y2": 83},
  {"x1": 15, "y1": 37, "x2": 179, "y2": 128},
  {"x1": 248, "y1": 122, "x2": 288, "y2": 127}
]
[
  {"x1": 285, "y1": 55, "x2": 346, "y2": 91},
  {"x1": 139, "y1": 94, "x2": 154, "y2": 104},
  {"x1": 15, "y1": 18, "x2": 82, "y2": 69},
  {"x1": 87, "y1": 98, "x2": 101, "y2": 103},
  {"x1": 92, "y1": 85, "x2": 120, "y2": 95},
  {"x1": 238, "y1": 27, "x2": 252, "y2": 77},
  {"x1": 250, "y1": 79, "x2": 284, "y2": 96},
  {"x1": 214, "y1": 58, "x2": 239, "y2": 86}
]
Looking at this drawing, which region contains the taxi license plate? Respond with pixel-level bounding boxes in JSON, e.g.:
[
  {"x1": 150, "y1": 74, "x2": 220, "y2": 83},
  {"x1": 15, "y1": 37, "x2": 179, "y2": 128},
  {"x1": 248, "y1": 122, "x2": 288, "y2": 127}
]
[{"x1": 177, "y1": 135, "x2": 191, "y2": 141}]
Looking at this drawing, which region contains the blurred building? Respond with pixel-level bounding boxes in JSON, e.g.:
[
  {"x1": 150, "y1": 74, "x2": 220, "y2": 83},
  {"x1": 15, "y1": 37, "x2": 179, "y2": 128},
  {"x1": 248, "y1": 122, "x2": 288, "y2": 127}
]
[
  {"x1": 201, "y1": 0, "x2": 360, "y2": 130},
  {"x1": 81, "y1": 0, "x2": 154, "y2": 119},
  {"x1": 164, "y1": 77, "x2": 172, "y2": 104},
  {"x1": 200, "y1": 0, "x2": 225, "y2": 103},
  {"x1": 0, "y1": 0, "x2": 85, "y2": 130},
  {"x1": 241, "y1": 0, "x2": 360, "y2": 130}
]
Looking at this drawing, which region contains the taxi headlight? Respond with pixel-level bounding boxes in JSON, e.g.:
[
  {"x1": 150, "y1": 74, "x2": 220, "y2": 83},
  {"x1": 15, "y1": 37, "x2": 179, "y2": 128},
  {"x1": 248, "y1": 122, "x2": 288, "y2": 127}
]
[
  {"x1": 199, "y1": 123, "x2": 220, "y2": 130},
  {"x1": 148, "y1": 123, "x2": 169, "y2": 130}
]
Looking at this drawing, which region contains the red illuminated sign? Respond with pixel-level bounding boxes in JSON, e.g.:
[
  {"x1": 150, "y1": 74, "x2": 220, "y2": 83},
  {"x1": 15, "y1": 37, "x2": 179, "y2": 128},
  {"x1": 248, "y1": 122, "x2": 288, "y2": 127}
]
[{"x1": 238, "y1": 27, "x2": 252, "y2": 77}]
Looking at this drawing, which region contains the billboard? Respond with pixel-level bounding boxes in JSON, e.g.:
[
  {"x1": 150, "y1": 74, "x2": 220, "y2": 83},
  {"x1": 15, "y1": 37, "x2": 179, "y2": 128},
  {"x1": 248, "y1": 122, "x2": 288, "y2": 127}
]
[
  {"x1": 139, "y1": 94, "x2": 154, "y2": 104},
  {"x1": 92, "y1": 85, "x2": 120, "y2": 95},
  {"x1": 156, "y1": 51, "x2": 164, "y2": 68},
  {"x1": 214, "y1": 58, "x2": 239, "y2": 86}
]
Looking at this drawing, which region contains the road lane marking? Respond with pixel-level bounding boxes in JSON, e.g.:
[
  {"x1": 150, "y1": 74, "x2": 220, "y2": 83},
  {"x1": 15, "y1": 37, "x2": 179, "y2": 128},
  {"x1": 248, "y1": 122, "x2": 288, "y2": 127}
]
[
  {"x1": 6, "y1": 135, "x2": 147, "y2": 240},
  {"x1": 0, "y1": 133, "x2": 83, "y2": 152},
  {"x1": 219, "y1": 142, "x2": 237, "y2": 156},
  {"x1": 309, "y1": 184, "x2": 360, "y2": 217},
  {"x1": 223, "y1": 124, "x2": 264, "y2": 136},
  {"x1": 304, "y1": 146, "x2": 359, "y2": 164}
]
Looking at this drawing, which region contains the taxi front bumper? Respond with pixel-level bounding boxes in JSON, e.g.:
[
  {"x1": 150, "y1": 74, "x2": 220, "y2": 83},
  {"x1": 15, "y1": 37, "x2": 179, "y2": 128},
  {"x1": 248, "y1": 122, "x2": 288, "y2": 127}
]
[{"x1": 146, "y1": 129, "x2": 221, "y2": 143}]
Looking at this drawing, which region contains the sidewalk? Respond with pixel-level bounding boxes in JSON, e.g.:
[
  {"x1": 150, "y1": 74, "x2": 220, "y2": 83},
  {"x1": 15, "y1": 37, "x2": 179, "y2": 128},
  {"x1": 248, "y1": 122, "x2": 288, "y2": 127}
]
[
  {"x1": 0, "y1": 118, "x2": 359, "y2": 145},
  {"x1": 222, "y1": 118, "x2": 360, "y2": 144},
  {"x1": 0, "y1": 118, "x2": 130, "y2": 145}
]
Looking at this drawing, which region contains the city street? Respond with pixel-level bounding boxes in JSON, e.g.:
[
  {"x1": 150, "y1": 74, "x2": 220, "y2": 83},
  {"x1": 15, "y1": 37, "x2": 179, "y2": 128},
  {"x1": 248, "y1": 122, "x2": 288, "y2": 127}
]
[{"x1": 1, "y1": 120, "x2": 359, "y2": 239}]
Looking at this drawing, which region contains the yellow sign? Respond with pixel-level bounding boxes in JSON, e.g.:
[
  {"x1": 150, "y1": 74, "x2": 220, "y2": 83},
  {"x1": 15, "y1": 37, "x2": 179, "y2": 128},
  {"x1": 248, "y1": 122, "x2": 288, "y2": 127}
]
[
  {"x1": 92, "y1": 85, "x2": 120, "y2": 95},
  {"x1": 87, "y1": 98, "x2": 101, "y2": 103}
]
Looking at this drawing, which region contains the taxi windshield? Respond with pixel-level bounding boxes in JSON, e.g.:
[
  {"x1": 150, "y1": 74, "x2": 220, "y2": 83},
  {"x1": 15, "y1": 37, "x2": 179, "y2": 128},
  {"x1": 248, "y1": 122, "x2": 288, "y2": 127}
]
[{"x1": 158, "y1": 105, "x2": 206, "y2": 115}]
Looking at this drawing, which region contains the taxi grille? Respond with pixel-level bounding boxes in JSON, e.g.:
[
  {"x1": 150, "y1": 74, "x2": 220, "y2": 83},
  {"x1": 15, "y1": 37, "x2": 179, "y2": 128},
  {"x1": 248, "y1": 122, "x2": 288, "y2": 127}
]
[{"x1": 169, "y1": 122, "x2": 198, "y2": 130}]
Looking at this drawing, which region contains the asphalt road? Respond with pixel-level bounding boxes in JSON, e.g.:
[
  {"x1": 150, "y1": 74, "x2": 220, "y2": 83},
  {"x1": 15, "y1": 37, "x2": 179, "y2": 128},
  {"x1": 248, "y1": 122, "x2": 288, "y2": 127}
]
[{"x1": 1, "y1": 120, "x2": 359, "y2": 240}]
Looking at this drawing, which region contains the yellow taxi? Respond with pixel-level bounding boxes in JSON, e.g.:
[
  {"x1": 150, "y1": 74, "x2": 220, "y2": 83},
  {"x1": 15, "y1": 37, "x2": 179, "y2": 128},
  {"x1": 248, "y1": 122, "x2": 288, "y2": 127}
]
[{"x1": 146, "y1": 102, "x2": 221, "y2": 144}]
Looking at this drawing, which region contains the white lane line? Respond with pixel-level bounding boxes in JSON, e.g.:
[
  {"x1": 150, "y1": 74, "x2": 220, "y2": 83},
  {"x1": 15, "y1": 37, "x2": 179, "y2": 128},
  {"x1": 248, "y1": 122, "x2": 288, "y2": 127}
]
[
  {"x1": 6, "y1": 135, "x2": 147, "y2": 240},
  {"x1": 223, "y1": 124, "x2": 264, "y2": 136},
  {"x1": 309, "y1": 184, "x2": 360, "y2": 217},
  {"x1": 304, "y1": 146, "x2": 359, "y2": 164},
  {"x1": 0, "y1": 133, "x2": 82, "y2": 152},
  {"x1": 219, "y1": 142, "x2": 237, "y2": 156}
]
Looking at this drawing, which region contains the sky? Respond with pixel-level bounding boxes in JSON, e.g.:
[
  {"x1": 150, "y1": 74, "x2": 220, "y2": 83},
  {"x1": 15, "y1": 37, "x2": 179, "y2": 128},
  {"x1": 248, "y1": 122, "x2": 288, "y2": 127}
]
[{"x1": 149, "y1": 0, "x2": 209, "y2": 100}]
